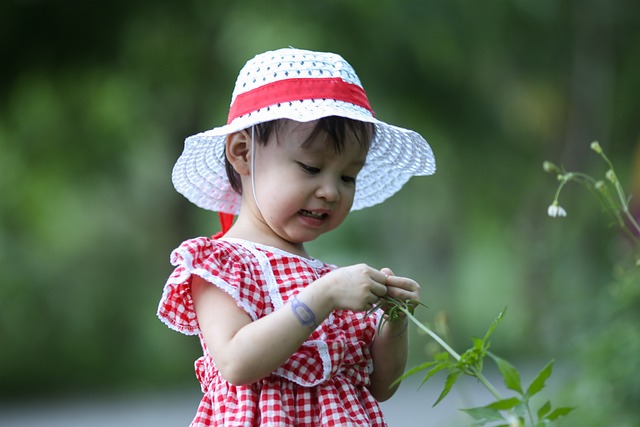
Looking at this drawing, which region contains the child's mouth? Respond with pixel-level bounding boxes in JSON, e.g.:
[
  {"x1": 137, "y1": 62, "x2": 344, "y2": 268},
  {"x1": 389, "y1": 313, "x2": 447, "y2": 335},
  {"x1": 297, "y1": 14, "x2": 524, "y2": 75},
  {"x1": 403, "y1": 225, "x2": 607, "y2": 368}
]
[{"x1": 299, "y1": 209, "x2": 327, "y2": 220}]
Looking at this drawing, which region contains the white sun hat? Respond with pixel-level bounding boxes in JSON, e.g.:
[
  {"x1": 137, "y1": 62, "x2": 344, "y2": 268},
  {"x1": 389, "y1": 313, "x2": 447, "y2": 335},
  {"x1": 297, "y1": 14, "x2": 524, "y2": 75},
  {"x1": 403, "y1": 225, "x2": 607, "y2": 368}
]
[{"x1": 172, "y1": 47, "x2": 436, "y2": 215}]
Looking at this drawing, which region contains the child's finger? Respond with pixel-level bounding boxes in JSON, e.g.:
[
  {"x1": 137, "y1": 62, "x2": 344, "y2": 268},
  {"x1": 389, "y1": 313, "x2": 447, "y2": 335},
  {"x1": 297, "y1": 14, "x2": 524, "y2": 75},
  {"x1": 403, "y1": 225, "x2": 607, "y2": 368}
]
[
  {"x1": 370, "y1": 268, "x2": 390, "y2": 286},
  {"x1": 371, "y1": 281, "x2": 388, "y2": 298},
  {"x1": 380, "y1": 267, "x2": 395, "y2": 277},
  {"x1": 385, "y1": 275, "x2": 420, "y2": 292}
]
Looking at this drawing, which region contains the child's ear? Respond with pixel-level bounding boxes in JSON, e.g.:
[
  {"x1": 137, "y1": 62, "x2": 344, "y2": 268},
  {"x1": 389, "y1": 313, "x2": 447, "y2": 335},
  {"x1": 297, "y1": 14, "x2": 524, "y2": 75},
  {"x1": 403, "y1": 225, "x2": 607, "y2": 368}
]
[{"x1": 226, "y1": 130, "x2": 251, "y2": 176}]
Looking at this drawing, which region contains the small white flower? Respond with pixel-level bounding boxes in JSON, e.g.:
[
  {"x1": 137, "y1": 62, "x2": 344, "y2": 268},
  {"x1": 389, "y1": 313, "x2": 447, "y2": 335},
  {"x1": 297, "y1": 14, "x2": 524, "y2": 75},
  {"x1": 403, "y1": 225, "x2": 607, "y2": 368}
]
[{"x1": 548, "y1": 202, "x2": 567, "y2": 218}]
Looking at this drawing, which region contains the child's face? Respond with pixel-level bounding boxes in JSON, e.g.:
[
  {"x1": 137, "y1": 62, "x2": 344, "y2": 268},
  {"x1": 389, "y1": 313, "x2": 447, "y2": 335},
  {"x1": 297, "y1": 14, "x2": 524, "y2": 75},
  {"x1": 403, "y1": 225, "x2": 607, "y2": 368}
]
[{"x1": 248, "y1": 120, "x2": 368, "y2": 250}]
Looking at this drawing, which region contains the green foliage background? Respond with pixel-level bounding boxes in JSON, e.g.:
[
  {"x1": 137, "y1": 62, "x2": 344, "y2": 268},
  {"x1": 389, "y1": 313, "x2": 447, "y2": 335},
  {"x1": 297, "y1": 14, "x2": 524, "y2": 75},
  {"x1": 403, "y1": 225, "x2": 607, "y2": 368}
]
[{"x1": 1, "y1": 0, "x2": 639, "y2": 425}]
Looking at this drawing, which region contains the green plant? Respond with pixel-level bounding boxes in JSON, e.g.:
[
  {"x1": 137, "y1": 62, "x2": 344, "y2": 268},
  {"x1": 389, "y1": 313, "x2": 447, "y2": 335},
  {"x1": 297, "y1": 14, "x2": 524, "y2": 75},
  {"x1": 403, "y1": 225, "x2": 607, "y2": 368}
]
[
  {"x1": 367, "y1": 141, "x2": 640, "y2": 426},
  {"x1": 371, "y1": 299, "x2": 574, "y2": 426},
  {"x1": 544, "y1": 141, "x2": 640, "y2": 248},
  {"x1": 543, "y1": 142, "x2": 640, "y2": 426}
]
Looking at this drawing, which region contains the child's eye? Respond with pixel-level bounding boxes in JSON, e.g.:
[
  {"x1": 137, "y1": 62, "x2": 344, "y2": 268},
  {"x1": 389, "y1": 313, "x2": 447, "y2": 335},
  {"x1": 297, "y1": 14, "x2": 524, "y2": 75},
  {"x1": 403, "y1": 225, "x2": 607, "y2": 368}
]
[
  {"x1": 299, "y1": 163, "x2": 320, "y2": 174},
  {"x1": 342, "y1": 175, "x2": 356, "y2": 184}
]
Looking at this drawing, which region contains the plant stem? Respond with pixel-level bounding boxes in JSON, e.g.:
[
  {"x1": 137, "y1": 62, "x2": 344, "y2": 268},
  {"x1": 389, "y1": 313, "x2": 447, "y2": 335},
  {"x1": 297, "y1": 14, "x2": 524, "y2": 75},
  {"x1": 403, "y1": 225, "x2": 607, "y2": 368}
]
[
  {"x1": 469, "y1": 367, "x2": 505, "y2": 401},
  {"x1": 402, "y1": 309, "x2": 462, "y2": 360},
  {"x1": 614, "y1": 182, "x2": 640, "y2": 238},
  {"x1": 401, "y1": 307, "x2": 506, "y2": 402},
  {"x1": 596, "y1": 149, "x2": 640, "y2": 239},
  {"x1": 526, "y1": 402, "x2": 535, "y2": 425}
]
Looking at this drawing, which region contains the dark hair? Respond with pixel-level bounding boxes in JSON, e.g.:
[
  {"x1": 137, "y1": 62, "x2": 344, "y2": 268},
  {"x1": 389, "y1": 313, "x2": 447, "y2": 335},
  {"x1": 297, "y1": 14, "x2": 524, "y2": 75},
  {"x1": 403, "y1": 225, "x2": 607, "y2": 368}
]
[{"x1": 225, "y1": 116, "x2": 375, "y2": 194}]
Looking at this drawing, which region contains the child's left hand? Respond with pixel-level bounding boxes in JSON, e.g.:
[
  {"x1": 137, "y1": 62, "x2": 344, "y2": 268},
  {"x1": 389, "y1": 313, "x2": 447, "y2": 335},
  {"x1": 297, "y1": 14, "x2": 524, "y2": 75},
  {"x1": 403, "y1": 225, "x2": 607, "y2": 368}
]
[{"x1": 379, "y1": 267, "x2": 421, "y2": 314}]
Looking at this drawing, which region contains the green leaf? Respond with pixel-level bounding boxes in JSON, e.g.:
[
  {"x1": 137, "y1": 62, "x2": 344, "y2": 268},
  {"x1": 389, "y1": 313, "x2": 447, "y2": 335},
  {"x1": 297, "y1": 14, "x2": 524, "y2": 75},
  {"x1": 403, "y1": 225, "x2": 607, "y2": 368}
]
[
  {"x1": 419, "y1": 363, "x2": 449, "y2": 388},
  {"x1": 526, "y1": 359, "x2": 554, "y2": 398},
  {"x1": 390, "y1": 360, "x2": 439, "y2": 388},
  {"x1": 537, "y1": 400, "x2": 551, "y2": 419},
  {"x1": 489, "y1": 353, "x2": 523, "y2": 394},
  {"x1": 482, "y1": 307, "x2": 507, "y2": 343},
  {"x1": 434, "y1": 351, "x2": 451, "y2": 362},
  {"x1": 546, "y1": 406, "x2": 575, "y2": 421},
  {"x1": 398, "y1": 360, "x2": 439, "y2": 380},
  {"x1": 460, "y1": 406, "x2": 505, "y2": 422},
  {"x1": 433, "y1": 371, "x2": 461, "y2": 407},
  {"x1": 486, "y1": 397, "x2": 522, "y2": 411},
  {"x1": 472, "y1": 337, "x2": 484, "y2": 350}
]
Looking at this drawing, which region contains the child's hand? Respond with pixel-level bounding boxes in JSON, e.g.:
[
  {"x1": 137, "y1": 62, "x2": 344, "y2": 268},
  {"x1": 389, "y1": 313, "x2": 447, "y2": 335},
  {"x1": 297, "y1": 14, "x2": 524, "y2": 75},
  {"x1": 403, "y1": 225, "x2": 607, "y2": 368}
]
[
  {"x1": 324, "y1": 264, "x2": 389, "y2": 312},
  {"x1": 379, "y1": 267, "x2": 421, "y2": 313}
]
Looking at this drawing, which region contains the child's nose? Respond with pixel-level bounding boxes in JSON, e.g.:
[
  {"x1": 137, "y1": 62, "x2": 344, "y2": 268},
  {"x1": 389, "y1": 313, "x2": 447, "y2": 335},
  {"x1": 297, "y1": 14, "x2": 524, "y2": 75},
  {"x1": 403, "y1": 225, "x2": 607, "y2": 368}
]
[{"x1": 316, "y1": 178, "x2": 340, "y2": 201}]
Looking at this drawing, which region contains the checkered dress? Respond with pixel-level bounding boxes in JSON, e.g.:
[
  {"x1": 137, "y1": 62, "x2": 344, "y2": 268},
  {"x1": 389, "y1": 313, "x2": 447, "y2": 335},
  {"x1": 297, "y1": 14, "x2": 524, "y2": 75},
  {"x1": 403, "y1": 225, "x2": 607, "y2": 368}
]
[{"x1": 157, "y1": 237, "x2": 387, "y2": 427}]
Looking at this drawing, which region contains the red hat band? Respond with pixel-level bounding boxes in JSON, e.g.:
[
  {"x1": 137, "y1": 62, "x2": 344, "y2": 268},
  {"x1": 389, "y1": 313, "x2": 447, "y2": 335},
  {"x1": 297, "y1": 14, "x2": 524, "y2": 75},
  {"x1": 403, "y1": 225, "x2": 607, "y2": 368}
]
[{"x1": 227, "y1": 77, "x2": 374, "y2": 124}]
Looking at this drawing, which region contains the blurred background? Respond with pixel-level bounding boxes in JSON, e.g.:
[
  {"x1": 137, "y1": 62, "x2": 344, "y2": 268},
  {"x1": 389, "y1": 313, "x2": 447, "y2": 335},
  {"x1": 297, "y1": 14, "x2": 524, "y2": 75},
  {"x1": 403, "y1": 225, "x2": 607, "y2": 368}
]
[{"x1": 1, "y1": 0, "x2": 639, "y2": 425}]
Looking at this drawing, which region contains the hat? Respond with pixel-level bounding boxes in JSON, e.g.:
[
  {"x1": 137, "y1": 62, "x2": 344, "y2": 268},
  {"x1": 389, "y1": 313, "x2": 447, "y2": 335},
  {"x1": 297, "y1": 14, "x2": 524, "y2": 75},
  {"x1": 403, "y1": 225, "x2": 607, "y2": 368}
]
[{"x1": 172, "y1": 48, "x2": 436, "y2": 215}]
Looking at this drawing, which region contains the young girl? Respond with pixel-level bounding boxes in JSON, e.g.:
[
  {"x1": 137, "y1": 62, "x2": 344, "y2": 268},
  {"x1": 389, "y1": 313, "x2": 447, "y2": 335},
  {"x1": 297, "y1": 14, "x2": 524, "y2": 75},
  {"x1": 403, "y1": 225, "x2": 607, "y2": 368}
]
[{"x1": 157, "y1": 48, "x2": 436, "y2": 427}]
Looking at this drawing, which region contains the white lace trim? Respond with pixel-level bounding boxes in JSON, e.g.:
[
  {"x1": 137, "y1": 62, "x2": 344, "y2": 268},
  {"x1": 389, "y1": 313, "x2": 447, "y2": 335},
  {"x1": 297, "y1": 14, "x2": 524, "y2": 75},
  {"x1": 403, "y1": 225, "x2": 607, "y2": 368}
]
[
  {"x1": 220, "y1": 237, "x2": 325, "y2": 269},
  {"x1": 158, "y1": 237, "x2": 345, "y2": 385},
  {"x1": 156, "y1": 240, "x2": 260, "y2": 336},
  {"x1": 234, "y1": 240, "x2": 284, "y2": 310},
  {"x1": 221, "y1": 237, "x2": 333, "y2": 386},
  {"x1": 272, "y1": 339, "x2": 332, "y2": 387}
]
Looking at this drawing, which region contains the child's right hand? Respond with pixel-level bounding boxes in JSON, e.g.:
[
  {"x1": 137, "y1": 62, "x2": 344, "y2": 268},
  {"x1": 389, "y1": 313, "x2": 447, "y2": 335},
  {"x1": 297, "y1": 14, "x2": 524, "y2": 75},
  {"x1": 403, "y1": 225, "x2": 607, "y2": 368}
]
[{"x1": 321, "y1": 264, "x2": 389, "y2": 312}]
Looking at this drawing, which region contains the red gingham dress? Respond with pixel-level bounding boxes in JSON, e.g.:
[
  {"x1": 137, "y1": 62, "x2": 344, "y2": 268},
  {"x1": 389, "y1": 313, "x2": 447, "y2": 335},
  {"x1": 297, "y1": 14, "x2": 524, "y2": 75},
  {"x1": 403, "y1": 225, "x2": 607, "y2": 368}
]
[{"x1": 157, "y1": 236, "x2": 387, "y2": 427}]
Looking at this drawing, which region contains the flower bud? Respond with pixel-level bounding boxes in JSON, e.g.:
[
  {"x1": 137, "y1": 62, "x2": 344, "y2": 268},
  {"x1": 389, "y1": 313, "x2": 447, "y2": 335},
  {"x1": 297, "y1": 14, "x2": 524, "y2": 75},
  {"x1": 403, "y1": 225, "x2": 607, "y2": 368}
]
[
  {"x1": 590, "y1": 141, "x2": 602, "y2": 154},
  {"x1": 543, "y1": 161, "x2": 561, "y2": 175},
  {"x1": 606, "y1": 169, "x2": 617, "y2": 184}
]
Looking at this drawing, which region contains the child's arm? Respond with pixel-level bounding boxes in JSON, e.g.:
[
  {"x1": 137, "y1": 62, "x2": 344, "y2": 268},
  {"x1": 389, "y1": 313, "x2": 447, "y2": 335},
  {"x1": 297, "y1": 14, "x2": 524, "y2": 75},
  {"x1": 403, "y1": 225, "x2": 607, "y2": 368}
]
[
  {"x1": 191, "y1": 264, "x2": 389, "y2": 386},
  {"x1": 367, "y1": 268, "x2": 421, "y2": 402}
]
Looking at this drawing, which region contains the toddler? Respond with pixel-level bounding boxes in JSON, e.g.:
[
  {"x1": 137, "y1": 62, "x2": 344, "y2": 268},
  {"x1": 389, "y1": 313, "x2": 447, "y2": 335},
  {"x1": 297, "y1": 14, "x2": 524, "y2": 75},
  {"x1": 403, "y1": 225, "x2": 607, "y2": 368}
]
[{"x1": 158, "y1": 47, "x2": 436, "y2": 426}]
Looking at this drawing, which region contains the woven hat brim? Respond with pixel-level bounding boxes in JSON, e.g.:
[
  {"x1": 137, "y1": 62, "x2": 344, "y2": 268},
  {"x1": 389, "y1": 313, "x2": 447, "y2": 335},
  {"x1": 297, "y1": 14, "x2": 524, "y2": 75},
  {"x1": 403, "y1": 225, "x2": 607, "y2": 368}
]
[{"x1": 172, "y1": 100, "x2": 435, "y2": 215}]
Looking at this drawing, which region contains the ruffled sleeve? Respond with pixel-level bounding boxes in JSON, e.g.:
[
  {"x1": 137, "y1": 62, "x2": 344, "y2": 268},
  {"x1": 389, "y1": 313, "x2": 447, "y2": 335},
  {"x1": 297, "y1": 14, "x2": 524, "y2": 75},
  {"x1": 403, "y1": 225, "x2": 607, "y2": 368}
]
[{"x1": 156, "y1": 237, "x2": 266, "y2": 335}]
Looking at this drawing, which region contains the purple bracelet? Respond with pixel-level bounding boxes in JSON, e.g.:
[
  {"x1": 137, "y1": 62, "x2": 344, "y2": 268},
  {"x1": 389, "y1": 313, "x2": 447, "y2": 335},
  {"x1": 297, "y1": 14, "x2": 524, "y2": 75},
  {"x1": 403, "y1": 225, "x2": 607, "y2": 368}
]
[{"x1": 291, "y1": 295, "x2": 316, "y2": 328}]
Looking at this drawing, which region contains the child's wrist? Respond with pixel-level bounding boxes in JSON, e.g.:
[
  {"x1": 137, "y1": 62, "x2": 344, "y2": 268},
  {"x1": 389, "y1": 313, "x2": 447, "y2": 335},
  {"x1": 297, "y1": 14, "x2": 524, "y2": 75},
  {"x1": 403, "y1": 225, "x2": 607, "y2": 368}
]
[
  {"x1": 310, "y1": 272, "x2": 340, "y2": 310},
  {"x1": 291, "y1": 295, "x2": 317, "y2": 329}
]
